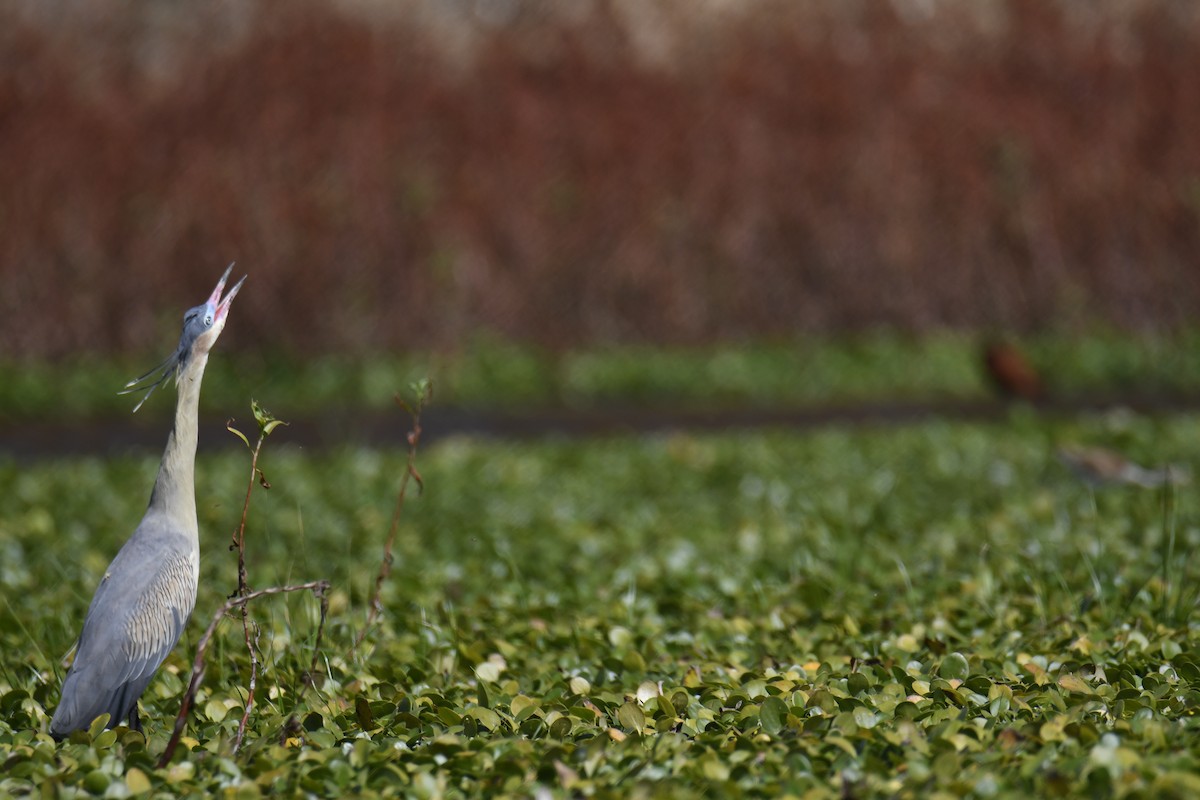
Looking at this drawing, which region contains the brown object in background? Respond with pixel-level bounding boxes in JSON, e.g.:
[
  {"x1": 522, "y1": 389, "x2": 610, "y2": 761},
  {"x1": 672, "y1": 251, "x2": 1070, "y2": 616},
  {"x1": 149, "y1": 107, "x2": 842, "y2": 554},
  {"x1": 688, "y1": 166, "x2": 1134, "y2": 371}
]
[{"x1": 983, "y1": 342, "x2": 1044, "y2": 401}]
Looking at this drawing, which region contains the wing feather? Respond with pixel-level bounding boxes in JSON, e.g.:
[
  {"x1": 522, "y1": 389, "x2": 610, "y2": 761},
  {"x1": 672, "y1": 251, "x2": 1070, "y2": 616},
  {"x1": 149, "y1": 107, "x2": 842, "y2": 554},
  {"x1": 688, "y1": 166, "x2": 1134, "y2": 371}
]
[{"x1": 51, "y1": 547, "x2": 196, "y2": 736}]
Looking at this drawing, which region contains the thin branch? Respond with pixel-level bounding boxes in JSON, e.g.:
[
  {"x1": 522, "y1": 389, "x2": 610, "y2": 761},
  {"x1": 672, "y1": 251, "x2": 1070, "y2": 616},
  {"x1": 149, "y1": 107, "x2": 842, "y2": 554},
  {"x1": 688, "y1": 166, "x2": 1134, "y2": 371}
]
[
  {"x1": 232, "y1": 620, "x2": 260, "y2": 754},
  {"x1": 228, "y1": 425, "x2": 265, "y2": 755},
  {"x1": 158, "y1": 580, "x2": 329, "y2": 768},
  {"x1": 230, "y1": 433, "x2": 265, "y2": 598},
  {"x1": 352, "y1": 382, "x2": 431, "y2": 655},
  {"x1": 220, "y1": 402, "x2": 287, "y2": 757},
  {"x1": 227, "y1": 402, "x2": 286, "y2": 601}
]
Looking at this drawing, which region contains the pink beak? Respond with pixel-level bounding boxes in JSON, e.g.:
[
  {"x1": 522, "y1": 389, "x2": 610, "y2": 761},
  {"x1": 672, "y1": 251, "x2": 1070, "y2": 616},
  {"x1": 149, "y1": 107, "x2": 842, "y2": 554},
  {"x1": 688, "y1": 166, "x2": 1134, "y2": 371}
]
[{"x1": 208, "y1": 262, "x2": 247, "y2": 323}]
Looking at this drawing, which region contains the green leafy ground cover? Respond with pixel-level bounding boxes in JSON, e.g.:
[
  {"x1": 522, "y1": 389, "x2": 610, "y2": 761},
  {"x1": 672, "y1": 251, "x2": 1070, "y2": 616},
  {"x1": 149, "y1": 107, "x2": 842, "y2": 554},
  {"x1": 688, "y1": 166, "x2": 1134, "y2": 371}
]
[
  {"x1": 2, "y1": 410, "x2": 1200, "y2": 797},
  {"x1": 3, "y1": 329, "x2": 1200, "y2": 422}
]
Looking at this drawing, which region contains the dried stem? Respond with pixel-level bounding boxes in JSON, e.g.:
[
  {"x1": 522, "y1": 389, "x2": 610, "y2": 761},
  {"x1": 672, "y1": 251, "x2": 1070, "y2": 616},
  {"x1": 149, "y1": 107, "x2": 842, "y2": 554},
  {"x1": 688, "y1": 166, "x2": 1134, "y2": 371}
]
[
  {"x1": 158, "y1": 580, "x2": 329, "y2": 768},
  {"x1": 232, "y1": 620, "x2": 260, "y2": 754},
  {"x1": 228, "y1": 428, "x2": 265, "y2": 754},
  {"x1": 219, "y1": 403, "x2": 286, "y2": 757},
  {"x1": 230, "y1": 433, "x2": 266, "y2": 598},
  {"x1": 352, "y1": 382, "x2": 431, "y2": 654}
]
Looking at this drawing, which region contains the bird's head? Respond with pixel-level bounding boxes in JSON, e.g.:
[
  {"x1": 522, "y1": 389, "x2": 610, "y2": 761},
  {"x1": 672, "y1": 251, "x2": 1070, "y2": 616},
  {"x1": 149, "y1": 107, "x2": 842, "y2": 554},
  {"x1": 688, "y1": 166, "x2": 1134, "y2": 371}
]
[
  {"x1": 183, "y1": 263, "x2": 245, "y2": 359},
  {"x1": 121, "y1": 263, "x2": 246, "y2": 412}
]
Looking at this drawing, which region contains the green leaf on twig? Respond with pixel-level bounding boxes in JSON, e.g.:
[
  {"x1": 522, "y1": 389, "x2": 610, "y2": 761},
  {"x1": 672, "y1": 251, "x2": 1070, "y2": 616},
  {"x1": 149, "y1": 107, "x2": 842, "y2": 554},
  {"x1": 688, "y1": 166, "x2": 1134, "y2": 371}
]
[
  {"x1": 227, "y1": 421, "x2": 251, "y2": 449},
  {"x1": 251, "y1": 399, "x2": 288, "y2": 438}
]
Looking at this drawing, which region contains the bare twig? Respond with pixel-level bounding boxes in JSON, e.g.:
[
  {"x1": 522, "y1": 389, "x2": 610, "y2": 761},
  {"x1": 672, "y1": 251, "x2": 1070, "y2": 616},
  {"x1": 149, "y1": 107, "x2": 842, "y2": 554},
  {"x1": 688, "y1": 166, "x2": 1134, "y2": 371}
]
[
  {"x1": 227, "y1": 401, "x2": 286, "y2": 600},
  {"x1": 229, "y1": 432, "x2": 264, "y2": 597},
  {"x1": 226, "y1": 422, "x2": 264, "y2": 755},
  {"x1": 232, "y1": 620, "x2": 260, "y2": 754},
  {"x1": 352, "y1": 380, "x2": 431, "y2": 655},
  {"x1": 158, "y1": 580, "x2": 330, "y2": 768},
  {"x1": 221, "y1": 401, "x2": 288, "y2": 756}
]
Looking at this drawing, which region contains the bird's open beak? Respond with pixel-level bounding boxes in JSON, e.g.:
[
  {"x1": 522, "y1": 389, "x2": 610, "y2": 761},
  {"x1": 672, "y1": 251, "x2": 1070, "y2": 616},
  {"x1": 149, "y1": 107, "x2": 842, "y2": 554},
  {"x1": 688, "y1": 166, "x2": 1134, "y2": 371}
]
[{"x1": 210, "y1": 263, "x2": 247, "y2": 323}]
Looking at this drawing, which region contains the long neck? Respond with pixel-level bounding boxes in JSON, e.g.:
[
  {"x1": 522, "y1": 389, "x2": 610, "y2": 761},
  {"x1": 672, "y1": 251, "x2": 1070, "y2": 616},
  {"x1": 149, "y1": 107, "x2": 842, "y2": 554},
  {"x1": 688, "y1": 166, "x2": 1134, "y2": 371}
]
[{"x1": 148, "y1": 353, "x2": 208, "y2": 530}]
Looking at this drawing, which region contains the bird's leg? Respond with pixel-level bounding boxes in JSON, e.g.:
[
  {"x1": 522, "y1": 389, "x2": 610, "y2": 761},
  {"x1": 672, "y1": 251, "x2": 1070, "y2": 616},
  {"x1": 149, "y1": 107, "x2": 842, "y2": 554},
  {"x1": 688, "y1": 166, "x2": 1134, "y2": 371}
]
[{"x1": 129, "y1": 705, "x2": 143, "y2": 734}]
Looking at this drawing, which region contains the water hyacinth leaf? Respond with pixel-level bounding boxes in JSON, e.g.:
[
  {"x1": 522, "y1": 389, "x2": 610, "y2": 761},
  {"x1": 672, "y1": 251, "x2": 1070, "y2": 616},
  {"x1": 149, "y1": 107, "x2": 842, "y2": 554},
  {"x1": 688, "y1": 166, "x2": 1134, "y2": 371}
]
[
  {"x1": 1058, "y1": 674, "x2": 1095, "y2": 695},
  {"x1": 355, "y1": 696, "x2": 374, "y2": 730},
  {"x1": 82, "y1": 770, "x2": 111, "y2": 794},
  {"x1": 569, "y1": 704, "x2": 599, "y2": 722},
  {"x1": 87, "y1": 714, "x2": 110, "y2": 740},
  {"x1": 468, "y1": 707, "x2": 502, "y2": 732},
  {"x1": 616, "y1": 703, "x2": 645, "y2": 734},
  {"x1": 636, "y1": 681, "x2": 660, "y2": 704},
  {"x1": 125, "y1": 768, "x2": 152, "y2": 795},
  {"x1": 833, "y1": 711, "x2": 859, "y2": 734},
  {"x1": 608, "y1": 627, "x2": 633, "y2": 648},
  {"x1": 476, "y1": 660, "x2": 502, "y2": 683},
  {"x1": 656, "y1": 695, "x2": 677, "y2": 720},
  {"x1": 759, "y1": 696, "x2": 788, "y2": 735},
  {"x1": 7, "y1": 405, "x2": 1200, "y2": 795},
  {"x1": 205, "y1": 698, "x2": 228, "y2": 723},
  {"x1": 939, "y1": 653, "x2": 970, "y2": 681},
  {"x1": 0, "y1": 689, "x2": 29, "y2": 712},
  {"x1": 847, "y1": 672, "x2": 870, "y2": 696},
  {"x1": 853, "y1": 707, "x2": 880, "y2": 729},
  {"x1": 510, "y1": 695, "x2": 537, "y2": 720}
]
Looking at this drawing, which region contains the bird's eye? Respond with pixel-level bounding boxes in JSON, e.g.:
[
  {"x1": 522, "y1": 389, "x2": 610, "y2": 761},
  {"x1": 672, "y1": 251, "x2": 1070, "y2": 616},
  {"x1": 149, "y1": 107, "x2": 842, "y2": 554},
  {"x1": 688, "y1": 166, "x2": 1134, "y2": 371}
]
[{"x1": 204, "y1": 313, "x2": 213, "y2": 326}]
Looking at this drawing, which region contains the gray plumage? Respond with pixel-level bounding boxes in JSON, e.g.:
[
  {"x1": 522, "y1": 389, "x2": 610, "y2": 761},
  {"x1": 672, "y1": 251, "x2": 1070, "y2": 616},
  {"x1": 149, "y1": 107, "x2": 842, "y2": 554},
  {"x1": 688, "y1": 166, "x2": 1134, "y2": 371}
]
[{"x1": 50, "y1": 265, "x2": 244, "y2": 738}]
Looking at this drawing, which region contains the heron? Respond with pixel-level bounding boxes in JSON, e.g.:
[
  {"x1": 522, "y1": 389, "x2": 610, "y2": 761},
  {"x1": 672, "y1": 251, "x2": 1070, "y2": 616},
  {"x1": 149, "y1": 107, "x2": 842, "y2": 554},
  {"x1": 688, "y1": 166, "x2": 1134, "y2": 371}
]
[{"x1": 50, "y1": 265, "x2": 245, "y2": 739}]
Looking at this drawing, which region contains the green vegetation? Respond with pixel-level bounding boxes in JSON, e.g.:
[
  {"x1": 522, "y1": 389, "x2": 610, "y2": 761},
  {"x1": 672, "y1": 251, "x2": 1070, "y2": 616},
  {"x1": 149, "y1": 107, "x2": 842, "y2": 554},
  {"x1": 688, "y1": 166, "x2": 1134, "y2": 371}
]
[
  {"x1": 3, "y1": 328, "x2": 1200, "y2": 422},
  {"x1": 2, "y1": 406, "x2": 1199, "y2": 796}
]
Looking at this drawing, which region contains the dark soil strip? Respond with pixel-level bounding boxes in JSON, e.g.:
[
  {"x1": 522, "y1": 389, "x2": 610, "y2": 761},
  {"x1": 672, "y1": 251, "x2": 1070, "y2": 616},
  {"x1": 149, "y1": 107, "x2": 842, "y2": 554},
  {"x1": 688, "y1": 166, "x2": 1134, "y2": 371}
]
[{"x1": 3, "y1": 393, "x2": 1199, "y2": 462}]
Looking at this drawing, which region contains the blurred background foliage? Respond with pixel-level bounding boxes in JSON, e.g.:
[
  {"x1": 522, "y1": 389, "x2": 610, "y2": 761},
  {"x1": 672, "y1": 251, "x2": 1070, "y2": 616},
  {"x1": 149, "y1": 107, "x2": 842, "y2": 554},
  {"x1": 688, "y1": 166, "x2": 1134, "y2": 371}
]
[
  {"x1": 1, "y1": 0, "x2": 1198, "y2": 371},
  {"x1": 4, "y1": 330, "x2": 1200, "y2": 424}
]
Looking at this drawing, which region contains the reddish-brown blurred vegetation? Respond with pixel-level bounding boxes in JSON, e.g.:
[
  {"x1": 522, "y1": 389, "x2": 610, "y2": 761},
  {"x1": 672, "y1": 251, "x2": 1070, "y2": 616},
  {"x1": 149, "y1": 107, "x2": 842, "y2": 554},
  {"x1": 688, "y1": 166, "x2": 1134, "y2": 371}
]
[{"x1": 2, "y1": 0, "x2": 1198, "y2": 358}]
